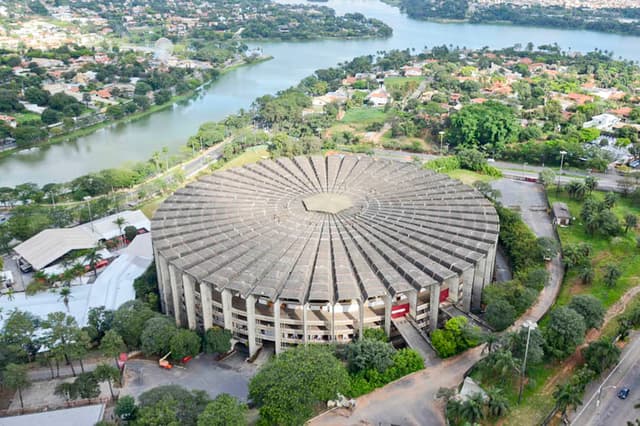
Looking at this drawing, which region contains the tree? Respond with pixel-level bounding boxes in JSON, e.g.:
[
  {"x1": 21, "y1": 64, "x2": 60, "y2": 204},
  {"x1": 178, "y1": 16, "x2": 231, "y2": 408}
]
[
  {"x1": 459, "y1": 392, "x2": 486, "y2": 424},
  {"x1": 203, "y1": 326, "x2": 232, "y2": 354},
  {"x1": 249, "y1": 345, "x2": 350, "y2": 425},
  {"x1": 141, "y1": 316, "x2": 177, "y2": 356},
  {"x1": 101, "y1": 329, "x2": 126, "y2": 369},
  {"x1": 113, "y1": 300, "x2": 156, "y2": 348},
  {"x1": 197, "y1": 393, "x2": 247, "y2": 426},
  {"x1": 625, "y1": 214, "x2": 638, "y2": 233},
  {"x1": 154, "y1": 89, "x2": 172, "y2": 105},
  {"x1": 578, "y1": 265, "x2": 595, "y2": 285},
  {"x1": 539, "y1": 168, "x2": 556, "y2": 187},
  {"x1": 85, "y1": 246, "x2": 104, "y2": 278},
  {"x1": 115, "y1": 395, "x2": 137, "y2": 421},
  {"x1": 2, "y1": 309, "x2": 40, "y2": 363},
  {"x1": 138, "y1": 385, "x2": 210, "y2": 426},
  {"x1": 603, "y1": 264, "x2": 622, "y2": 288},
  {"x1": 58, "y1": 286, "x2": 73, "y2": 311},
  {"x1": 544, "y1": 307, "x2": 587, "y2": 359},
  {"x1": 74, "y1": 372, "x2": 101, "y2": 401},
  {"x1": 3, "y1": 363, "x2": 31, "y2": 410},
  {"x1": 362, "y1": 327, "x2": 388, "y2": 342},
  {"x1": 584, "y1": 176, "x2": 598, "y2": 194},
  {"x1": 486, "y1": 388, "x2": 510, "y2": 418},
  {"x1": 582, "y1": 340, "x2": 620, "y2": 375},
  {"x1": 485, "y1": 298, "x2": 516, "y2": 331},
  {"x1": 94, "y1": 363, "x2": 120, "y2": 400},
  {"x1": 55, "y1": 381, "x2": 78, "y2": 406},
  {"x1": 43, "y1": 312, "x2": 84, "y2": 377},
  {"x1": 568, "y1": 295, "x2": 605, "y2": 330},
  {"x1": 604, "y1": 191, "x2": 617, "y2": 208},
  {"x1": 345, "y1": 338, "x2": 395, "y2": 373},
  {"x1": 566, "y1": 180, "x2": 587, "y2": 200},
  {"x1": 508, "y1": 327, "x2": 545, "y2": 367},
  {"x1": 169, "y1": 329, "x2": 201, "y2": 361},
  {"x1": 537, "y1": 237, "x2": 560, "y2": 260},
  {"x1": 113, "y1": 216, "x2": 127, "y2": 245},
  {"x1": 553, "y1": 382, "x2": 583, "y2": 418},
  {"x1": 86, "y1": 306, "x2": 114, "y2": 343},
  {"x1": 124, "y1": 225, "x2": 138, "y2": 243}
]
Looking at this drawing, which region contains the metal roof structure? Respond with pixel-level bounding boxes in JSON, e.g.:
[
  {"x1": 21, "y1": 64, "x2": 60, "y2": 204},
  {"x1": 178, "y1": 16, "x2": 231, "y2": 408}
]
[
  {"x1": 152, "y1": 155, "x2": 500, "y2": 304},
  {"x1": 13, "y1": 227, "x2": 100, "y2": 271}
]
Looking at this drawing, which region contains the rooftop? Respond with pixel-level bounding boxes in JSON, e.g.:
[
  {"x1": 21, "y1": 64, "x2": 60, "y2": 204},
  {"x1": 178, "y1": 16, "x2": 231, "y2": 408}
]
[{"x1": 152, "y1": 156, "x2": 500, "y2": 304}]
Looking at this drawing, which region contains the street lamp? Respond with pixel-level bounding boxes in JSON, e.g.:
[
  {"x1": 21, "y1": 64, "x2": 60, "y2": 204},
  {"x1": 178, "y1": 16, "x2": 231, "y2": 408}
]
[
  {"x1": 523, "y1": 162, "x2": 528, "y2": 176},
  {"x1": 83, "y1": 196, "x2": 95, "y2": 232},
  {"x1": 439, "y1": 131, "x2": 445, "y2": 154},
  {"x1": 518, "y1": 320, "x2": 538, "y2": 403},
  {"x1": 560, "y1": 150, "x2": 568, "y2": 174}
]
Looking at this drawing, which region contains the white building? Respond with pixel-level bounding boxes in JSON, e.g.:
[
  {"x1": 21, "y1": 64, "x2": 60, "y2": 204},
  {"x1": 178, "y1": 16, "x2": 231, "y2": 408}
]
[{"x1": 583, "y1": 113, "x2": 620, "y2": 132}]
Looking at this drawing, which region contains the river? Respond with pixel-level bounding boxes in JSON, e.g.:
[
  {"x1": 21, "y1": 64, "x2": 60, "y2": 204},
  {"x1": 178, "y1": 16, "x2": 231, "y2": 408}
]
[{"x1": 3, "y1": 0, "x2": 640, "y2": 187}]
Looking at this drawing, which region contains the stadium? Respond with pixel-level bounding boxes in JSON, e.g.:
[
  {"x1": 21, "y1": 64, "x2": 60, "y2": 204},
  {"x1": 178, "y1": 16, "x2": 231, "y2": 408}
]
[{"x1": 151, "y1": 155, "x2": 500, "y2": 355}]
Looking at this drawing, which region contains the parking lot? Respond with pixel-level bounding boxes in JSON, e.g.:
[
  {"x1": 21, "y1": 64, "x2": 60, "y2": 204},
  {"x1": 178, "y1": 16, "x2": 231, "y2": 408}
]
[{"x1": 121, "y1": 352, "x2": 262, "y2": 401}]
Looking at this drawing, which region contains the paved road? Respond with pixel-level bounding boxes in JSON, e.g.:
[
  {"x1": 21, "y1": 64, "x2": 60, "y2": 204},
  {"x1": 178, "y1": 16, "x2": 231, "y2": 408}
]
[
  {"x1": 310, "y1": 178, "x2": 564, "y2": 426},
  {"x1": 571, "y1": 331, "x2": 640, "y2": 426}
]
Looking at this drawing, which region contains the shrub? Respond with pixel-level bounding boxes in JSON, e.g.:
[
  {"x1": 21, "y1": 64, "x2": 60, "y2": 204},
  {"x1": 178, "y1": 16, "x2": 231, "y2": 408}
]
[
  {"x1": 424, "y1": 156, "x2": 460, "y2": 172},
  {"x1": 519, "y1": 268, "x2": 549, "y2": 290},
  {"x1": 568, "y1": 295, "x2": 605, "y2": 330},
  {"x1": 346, "y1": 339, "x2": 395, "y2": 373},
  {"x1": 203, "y1": 326, "x2": 232, "y2": 354},
  {"x1": 140, "y1": 316, "x2": 177, "y2": 356},
  {"x1": 544, "y1": 307, "x2": 587, "y2": 359}
]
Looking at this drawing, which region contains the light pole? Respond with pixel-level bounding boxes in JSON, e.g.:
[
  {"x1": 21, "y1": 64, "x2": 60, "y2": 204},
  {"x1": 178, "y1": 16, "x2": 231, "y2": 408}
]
[
  {"x1": 560, "y1": 150, "x2": 568, "y2": 174},
  {"x1": 83, "y1": 196, "x2": 95, "y2": 232},
  {"x1": 523, "y1": 162, "x2": 528, "y2": 177},
  {"x1": 518, "y1": 320, "x2": 538, "y2": 403},
  {"x1": 439, "y1": 131, "x2": 445, "y2": 154}
]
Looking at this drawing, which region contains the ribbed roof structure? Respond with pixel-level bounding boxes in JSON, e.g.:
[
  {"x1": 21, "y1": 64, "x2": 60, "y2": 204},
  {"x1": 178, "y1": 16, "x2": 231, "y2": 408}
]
[{"x1": 152, "y1": 155, "x2": 500, "y2": 304}]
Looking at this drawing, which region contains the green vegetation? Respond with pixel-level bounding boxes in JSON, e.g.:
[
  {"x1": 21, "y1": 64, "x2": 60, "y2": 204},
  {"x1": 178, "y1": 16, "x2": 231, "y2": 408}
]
[{"x1": 431, "y1": 317, "x2": 480, "y2": 357}]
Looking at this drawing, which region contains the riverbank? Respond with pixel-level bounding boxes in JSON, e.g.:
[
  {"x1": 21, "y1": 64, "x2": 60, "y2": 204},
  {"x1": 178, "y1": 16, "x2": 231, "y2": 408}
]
[{"x1": 0, "y1": 55, "x2": 273, "y2": 161}]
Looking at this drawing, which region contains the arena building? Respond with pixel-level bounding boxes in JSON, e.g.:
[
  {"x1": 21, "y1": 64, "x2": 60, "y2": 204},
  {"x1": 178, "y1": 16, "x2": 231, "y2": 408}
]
[{"x1": 151, "y1": 155, "x2": 499, "y2": 355}]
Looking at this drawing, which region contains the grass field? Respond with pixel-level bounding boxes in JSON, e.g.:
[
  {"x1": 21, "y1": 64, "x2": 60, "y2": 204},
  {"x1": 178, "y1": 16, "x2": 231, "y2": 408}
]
[
  {"x1": 383, "y1": 76, "x2": 423, "y2": 91},
  {"x1": 219, "y1": 147, "x2": 270, "y2": 171},
  {"x1": 340, "y1": 107, "x2": 388, "y2": 125},
  {"x1": 548, "y1": 190, "x2": 640, "y2": 309},
  {"x1": 13, "y1": 112, "x2": 41, "y2": 124},
  {"x1": 139, "y1": 197, "x2": 166, "y2": 219},
  {"x1": 445, "y1": 169, "x2": 496, "y2": 185}
]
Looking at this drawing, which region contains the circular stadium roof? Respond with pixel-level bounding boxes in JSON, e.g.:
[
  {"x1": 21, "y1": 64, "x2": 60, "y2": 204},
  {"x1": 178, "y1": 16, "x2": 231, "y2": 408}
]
[{"x1": 152, "y1": 155, "x2": 500, "y2": 304}]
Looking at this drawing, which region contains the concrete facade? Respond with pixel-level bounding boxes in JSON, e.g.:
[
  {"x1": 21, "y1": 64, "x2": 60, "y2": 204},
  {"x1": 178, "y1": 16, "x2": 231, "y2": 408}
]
[{"x1": 152, "y1": 156, "x2": 499, "y2": 355}]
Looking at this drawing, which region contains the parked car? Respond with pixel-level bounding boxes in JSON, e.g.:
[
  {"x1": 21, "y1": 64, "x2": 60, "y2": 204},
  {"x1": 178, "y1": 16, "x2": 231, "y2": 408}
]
[{"x1": 618, "y1": 388, "x2": 630, "y2": 400}]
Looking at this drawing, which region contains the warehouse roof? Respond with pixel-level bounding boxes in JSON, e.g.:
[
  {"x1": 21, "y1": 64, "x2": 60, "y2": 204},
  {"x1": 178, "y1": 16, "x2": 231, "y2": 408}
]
[{"x1": 152, "y1": 155, "x2": 500, "y2": 304}]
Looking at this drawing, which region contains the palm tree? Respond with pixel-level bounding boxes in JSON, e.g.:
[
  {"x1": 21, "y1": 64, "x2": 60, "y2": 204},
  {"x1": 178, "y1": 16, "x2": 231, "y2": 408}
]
[
  {"x1": 553, "y1": 383, "x2": 582, "y2": 419},
  {"x1": 603, "y1": 264, "x2": 622, "y2": 288},
  {"x1": 84, "y1": 246, "x2": 104, "y2": 278},
  {"x1": 625, "y1": 214, "x2": 638, "y2": 233},
  {"x1": 487, "y1": 388, "x2": 510, "y2": 417},
  {"x1": 567, "y1": 181, "x2": 587, "y2": 200},
  {"x1": 113, "y1": 216, "x2": 127, "y2": 246},
  {"x1": 94, "y1": 363, "x2": 120, "y2": 400},
  {"x1": 584, "y1": 176, "x2": 598, "y2": 194},
  {"x1": 482, "y1": 333, "x2": 500, "y2": 354},
  {"x1": 58, "y1": 287, "x2": 72, "y2": 311},
  {"x1": 460, "y1": 393, "x2": 485, "y2": 424},
  {"x1": 579, "y1": 265, "x2": 595, "y2": 285}
]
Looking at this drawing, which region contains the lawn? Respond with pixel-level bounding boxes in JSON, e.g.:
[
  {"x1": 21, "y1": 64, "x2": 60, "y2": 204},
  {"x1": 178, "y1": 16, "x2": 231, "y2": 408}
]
[
  {"x1": 139, "y1": 197, "x2": 166, "y2": 219},
  {"x1": 14, "y1": 112, "x2": 41, "y2": 124},
  {"x1": 383, "y1": 76, "x2": 423, "y2": 91},
  {"x1": 445, "y1": 169, "x2": 496, "y2": 185},
  {"x1": 340, "y1": 107, "x2": 388, "y2": 125},
  {"x1": 547, "y1": 190, "x2": 640, "y2": 309},
  {"x1": 219, "y1": 147, "x2": 270, "y2": 171}
]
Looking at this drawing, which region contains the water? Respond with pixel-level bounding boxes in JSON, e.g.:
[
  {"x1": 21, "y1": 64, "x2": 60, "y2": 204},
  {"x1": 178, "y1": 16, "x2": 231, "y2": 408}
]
[{"x1": 3, "y1": 0, "x2": 640, "y2": 186}]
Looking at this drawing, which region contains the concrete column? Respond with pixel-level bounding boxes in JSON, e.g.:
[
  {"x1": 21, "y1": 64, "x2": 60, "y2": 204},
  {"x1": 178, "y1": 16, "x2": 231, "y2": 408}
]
[
  {"x1": 182, "y1": 274, "x2": 197, "y2": 330},
  {"x1": 358, "y1": 299, "x2": 365, "y2": 340},
  {"x1": 246, "y1": 295, "x2": 257, "y2": 357},
  {"x1": 168, "y1": 264, "x2": 182, "y2": 326},
  {"x1": 274, "y1": 301, "x2": 282, "y2": 354},
  {"x1": 330, "y1": 303, "x2": 335, "y2": 342},
  {"x1": 408, "y1": 290, "x2": 418, "y2": 318},
  {"x1": 221, "y1": 289, "x2": 233, "y2": 331},
  {"x1": 157, "y1": 254, "x2": 171, "y2": 315},
  {"x1": 484, "y1": 244, "x2": 496, "y2": 286},
  {"x1": 303, "y1": 303, "x2": 309, "y2": 344},
  {"x1": 154, "y1": 249, "x2": 167, "y2": 313},
  {"x1": 200, "y1": 283, "x2": 213, "y2": 331},
  {"x1": 384, "y1": 295, "x2": 392, "y2": 337},
  {"x1": 429, "y1": 284, "x2": 440, "y2": 332},
  {"x1": 461, "y1": 267, "x2": 474, "y2": 312},
  {"x1": 472, "y1": 256, "x2": 486, "y2": 312},
  {"x1": 446, "y1": 276, "x2": 459, "y2": 303}
]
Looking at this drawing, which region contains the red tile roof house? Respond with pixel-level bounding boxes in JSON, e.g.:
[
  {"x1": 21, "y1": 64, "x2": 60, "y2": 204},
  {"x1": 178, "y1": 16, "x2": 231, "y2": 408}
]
[{"x1": 0, "y1": 115, "x2": 17, "y2": 128}]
